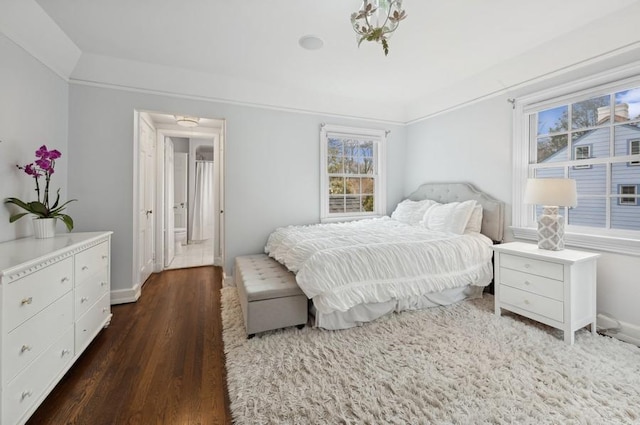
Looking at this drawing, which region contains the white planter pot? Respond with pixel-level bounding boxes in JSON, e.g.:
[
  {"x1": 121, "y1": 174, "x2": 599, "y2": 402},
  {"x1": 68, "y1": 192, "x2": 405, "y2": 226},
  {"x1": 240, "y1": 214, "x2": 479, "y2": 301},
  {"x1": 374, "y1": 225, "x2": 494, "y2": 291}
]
[{"x1": 33, "y1": 218, "x2": 57, "y2": 239}]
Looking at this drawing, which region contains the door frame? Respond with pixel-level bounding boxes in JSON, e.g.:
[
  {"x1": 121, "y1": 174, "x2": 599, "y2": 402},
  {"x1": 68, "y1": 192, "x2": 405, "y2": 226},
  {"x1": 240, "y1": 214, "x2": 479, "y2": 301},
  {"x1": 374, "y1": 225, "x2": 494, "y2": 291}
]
[{"x1": 154, "y1": 125, "x2": 225, "y2": 271}]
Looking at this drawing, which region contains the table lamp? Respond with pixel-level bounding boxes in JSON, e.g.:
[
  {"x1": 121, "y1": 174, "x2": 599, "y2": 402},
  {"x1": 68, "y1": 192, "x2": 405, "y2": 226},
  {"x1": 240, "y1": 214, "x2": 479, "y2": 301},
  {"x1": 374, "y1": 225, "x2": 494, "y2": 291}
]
[{"x1": 523, "y1": 178, "x2": 577, "y2": 251}]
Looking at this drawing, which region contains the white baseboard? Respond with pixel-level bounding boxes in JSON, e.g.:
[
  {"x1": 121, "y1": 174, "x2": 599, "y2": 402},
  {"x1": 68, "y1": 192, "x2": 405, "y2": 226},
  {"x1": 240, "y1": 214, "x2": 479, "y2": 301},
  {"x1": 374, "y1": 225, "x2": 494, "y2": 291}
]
[
  {"x1": 597, "y1": 314, "x2": 640, "y2": 347},
  {"x1": 110, "y1": 284, "x2": 142, "y2": 305}
]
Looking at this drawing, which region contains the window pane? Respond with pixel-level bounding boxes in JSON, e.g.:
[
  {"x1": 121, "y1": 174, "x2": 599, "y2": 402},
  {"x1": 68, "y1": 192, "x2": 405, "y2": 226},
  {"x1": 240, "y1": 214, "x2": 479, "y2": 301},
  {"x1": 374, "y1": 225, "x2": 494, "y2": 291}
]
[
  {"x1": 611, "y1": 162, "x2": 640, "y2": 205},
  {"x1": 574, "y1": 128, "x2": 610, "y2": 160},
  {"x1": 537, "y1": 106, "x2": 567, "y2": 135},
  {"x1": 360, "y1": 141, "x2": 374, "y2": 157},
  {"x1": 568, "y1": 198, "x2": 606, "y2": 228},
  {"x1": 537, "y1": 135, "x2": 568, "y2": 163},
  {"x1": 570, "y1": 164, "x2": 606, "y2": 195},
  {"x1": 344, "y1": 140, "x2": 358, "y2": 157},
  {"x1": 328, "y1": 138, "x2": 343, "y2": 156},
  {"x1": 345, "y1": 157, "x2": 358, "y2": 174},
  {"x1": 614, "y1": 126, "x2": 640, "y2": 162},
  {"x1": 362, "y1": 195, "x2": 374, "y2": 212},
  {"x1": 346, "y1": 177, "x2": 360, "y2": 194},
  {"x1": 345, "y1": 196, "x2": 360, "y2": 213},
  {"x1": 572, "y1": 95, "x2": 609, "y2": 129},
  {"x1": 328, "y1": 156, "x2": 343, "y2": 174},
  {"x1": 360, "y1": 157, "x2": 374, "y2": 174},
  {"x1": 329, "y1": 196, "x2": 345, "y2": 213},
  {"x1": 615, "y1": 87, "x2": 640, "y2": 125},
  {"x1": 329, "y1": 177, "x2": 344, "y2": 194},
  {"x1": 534, "y1": 167, "x2": 565, "y2": 179},
  {"x1": 362, "y1": 178, "x2": 374, "y2": 194}
]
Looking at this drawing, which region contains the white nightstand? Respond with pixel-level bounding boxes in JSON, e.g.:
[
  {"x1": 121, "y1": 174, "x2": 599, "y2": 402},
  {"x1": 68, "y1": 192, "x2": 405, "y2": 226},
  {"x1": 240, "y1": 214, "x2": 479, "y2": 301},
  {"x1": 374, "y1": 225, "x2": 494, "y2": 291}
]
[{"x1": 493, "y1": 242, "x2": 600, "y2": 345}]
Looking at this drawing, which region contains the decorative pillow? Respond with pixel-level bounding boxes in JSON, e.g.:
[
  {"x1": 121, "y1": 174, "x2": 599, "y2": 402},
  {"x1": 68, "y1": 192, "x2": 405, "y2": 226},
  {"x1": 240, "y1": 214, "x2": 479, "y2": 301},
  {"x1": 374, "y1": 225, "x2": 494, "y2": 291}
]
[
  {"x1": 464, "y1": 204, "x2": 483, "y2": 234},
  {"x1": 422, "y1": 200, "x2": 477, "y2": 234},
  {"x1": 391, "y1": 199, "x2": 437, "y2": 226}
]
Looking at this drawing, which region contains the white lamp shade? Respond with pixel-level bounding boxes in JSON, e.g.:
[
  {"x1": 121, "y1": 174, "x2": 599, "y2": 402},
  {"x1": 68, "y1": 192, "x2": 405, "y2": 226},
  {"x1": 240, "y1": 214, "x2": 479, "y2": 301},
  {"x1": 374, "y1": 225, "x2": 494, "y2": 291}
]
[{"x1": 524, "y1": 178, "x2": 577, "y2": 207}]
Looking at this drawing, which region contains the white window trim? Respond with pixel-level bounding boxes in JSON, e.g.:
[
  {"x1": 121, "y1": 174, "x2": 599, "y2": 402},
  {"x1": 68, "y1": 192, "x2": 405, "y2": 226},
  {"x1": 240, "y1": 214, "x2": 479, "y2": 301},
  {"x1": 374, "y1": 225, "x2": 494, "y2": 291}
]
[
  {"x1": 630, "y1": 139, "x2": 640, "y2": 166},
  {"x1": 320, "y1": 124, "x2": 387, "y2": 223},
  {"x1": 511, "y1": 61, "x2": 640, "y2": 256},
  {"x1": 619, "y1": 185, "x2": 638, "y2": 206}
]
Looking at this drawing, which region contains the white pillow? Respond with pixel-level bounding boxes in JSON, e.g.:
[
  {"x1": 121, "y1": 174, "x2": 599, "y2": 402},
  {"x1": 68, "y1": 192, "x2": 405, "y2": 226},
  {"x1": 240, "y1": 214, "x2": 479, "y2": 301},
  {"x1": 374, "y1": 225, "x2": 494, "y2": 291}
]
[
  {"x1": 391, "y1": 199, "x2": 437, "y2": 226},
  {"x1": 422, "y1": 200, "x2": 477, "y2": 234},
  {"x1": 464, "y1": 204, "x2": 483, "y2": 234}
]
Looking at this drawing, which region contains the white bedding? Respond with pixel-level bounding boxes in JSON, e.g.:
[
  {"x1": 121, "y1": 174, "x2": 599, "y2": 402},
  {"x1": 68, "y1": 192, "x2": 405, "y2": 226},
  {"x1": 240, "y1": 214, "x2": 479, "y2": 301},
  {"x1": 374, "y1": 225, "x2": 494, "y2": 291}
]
[{"x1": 265, "y1": 217, "x2": 494, "y2": 315}]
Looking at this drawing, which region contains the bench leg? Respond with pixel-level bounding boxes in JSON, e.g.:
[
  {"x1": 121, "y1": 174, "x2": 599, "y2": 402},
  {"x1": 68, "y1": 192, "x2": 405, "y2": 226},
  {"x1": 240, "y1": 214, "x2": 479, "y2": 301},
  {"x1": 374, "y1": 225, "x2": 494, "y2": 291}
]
[
  {"x1": 296, "y1": 324, "x2": 305, "y2": 330},
  {"x1": 247, "y1": 333, "x2": 255, "y2": 339}
]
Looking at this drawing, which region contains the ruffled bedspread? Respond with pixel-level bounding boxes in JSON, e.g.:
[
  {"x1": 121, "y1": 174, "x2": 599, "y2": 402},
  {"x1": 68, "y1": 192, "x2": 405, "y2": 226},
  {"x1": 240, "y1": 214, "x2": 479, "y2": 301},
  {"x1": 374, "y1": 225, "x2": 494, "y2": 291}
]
[{"x1": 265, "y1": 217, "x2": 494, "y2": 314}]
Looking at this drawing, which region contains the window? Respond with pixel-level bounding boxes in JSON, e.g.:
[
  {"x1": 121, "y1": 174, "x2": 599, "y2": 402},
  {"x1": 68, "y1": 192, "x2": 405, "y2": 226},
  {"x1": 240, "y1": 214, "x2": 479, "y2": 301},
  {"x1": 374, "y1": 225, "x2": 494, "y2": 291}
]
[
  {"x1": 320, "y1": 124, "x2": 386, "y2": 222},
  {"x1": 630, "y1": 140, "x2": 640, "y2": 166},
  {"x1": 512, "y1": 69, "x2": 640, "y2": 253},
  {"x1": 619, "y1": 185, "x2": 638, "y2": 206},
  {"x1": 573, "y1": 145, "x2": 592, "y2": 169}
]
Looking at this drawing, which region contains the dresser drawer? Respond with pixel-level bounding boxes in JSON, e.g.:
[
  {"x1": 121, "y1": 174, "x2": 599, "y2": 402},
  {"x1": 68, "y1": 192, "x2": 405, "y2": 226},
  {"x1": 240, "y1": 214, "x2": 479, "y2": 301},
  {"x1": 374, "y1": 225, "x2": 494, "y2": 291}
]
[
  {"x1": 500, "y1": 285, "x2": 563, "y2": 323},
  {"x1": 5, "y1": 257, "x2": 73, "y2": 332},
  {"x1": 3, "y1": 327, "x2": 74, "y2": 425},
  {"x1": 4, "y1": 292, "x2": 73, "y2": 384},
  {"x1": 500, "y1": 253, "x2": 563, "y2": 281},
  {"x1": 75, "y1": 242, "x2": 109, "y2": 286},
  {"x1": 76, "y1": 292, "x2": 111, "y2": 355},
  {"x1": 75, "y1": 267, "x2": 109, "y2": 319},
  {"x1": 499, "y1": 267, "x2": 563, "y2": 301}
]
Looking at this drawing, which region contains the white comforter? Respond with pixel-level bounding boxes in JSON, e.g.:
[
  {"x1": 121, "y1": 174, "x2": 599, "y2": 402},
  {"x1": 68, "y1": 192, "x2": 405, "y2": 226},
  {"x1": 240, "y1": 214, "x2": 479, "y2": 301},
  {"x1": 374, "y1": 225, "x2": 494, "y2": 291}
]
[{"x1": 265, "y1": 217, "x2": 494, "y2": 314}]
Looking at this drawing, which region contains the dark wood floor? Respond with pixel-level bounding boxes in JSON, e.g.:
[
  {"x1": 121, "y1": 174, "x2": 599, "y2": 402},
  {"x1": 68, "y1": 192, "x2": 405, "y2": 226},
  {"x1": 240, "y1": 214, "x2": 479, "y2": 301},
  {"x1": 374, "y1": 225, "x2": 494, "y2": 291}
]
[{"x1": 27, "y1": 266, "x2": 231, "y2": 425}]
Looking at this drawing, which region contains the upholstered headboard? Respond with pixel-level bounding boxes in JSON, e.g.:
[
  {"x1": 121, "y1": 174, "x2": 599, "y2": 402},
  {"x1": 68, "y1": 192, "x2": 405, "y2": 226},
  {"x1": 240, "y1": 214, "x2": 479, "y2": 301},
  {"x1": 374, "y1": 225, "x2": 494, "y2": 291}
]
[{"x1": 407, "y1": 182, "x2": 505, "y2": 242}]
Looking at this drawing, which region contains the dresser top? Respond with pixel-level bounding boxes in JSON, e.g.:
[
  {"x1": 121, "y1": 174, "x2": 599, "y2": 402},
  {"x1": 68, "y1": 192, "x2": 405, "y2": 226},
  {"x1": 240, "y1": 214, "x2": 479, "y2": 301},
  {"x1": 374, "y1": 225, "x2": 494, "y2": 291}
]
[
  {"x1": 0, "y1": 232, "x2": 112, "y2": 277},
  {"x1": 492, "y1": 241, "x2": 601, "y2": 264}
]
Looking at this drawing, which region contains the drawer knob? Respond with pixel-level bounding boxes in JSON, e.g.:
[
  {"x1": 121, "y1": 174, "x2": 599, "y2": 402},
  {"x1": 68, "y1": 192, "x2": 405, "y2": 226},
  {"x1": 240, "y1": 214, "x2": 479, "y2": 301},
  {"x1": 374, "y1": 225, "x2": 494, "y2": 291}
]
[
  {"x1": 524, "y1": 280, "x2": 531, "y2": 285},
  {"x1": 20, "y1": 297, "x2": 33, "y2": 306},
  {"x1": 100, "y1": 281, "x2": 107, "y2": 287},
  {"x1": 20, "y1": 345, "x2": 32, "y2": 353},
  {"x1": 21, "y1": 390, "x2": 32, "y2": 401},
  {"x1": 61, "y1": 277, "x2": 70, "y2": 283},
  {"x1": 524, "y1": 299, "x2": 530, "y2": 305},
  {"x1": 103, "y1": 307, "x2": 108, "y2": 313},
  {"x1": 61, "y1": 349, "x2": 71, "y2": 357},
  {"x1": 81, "y1": 296, "x2": 89, "y2": 303},
  {"x1": 81, "y1": 265, "x2": 89, "y2": 271},
  {"x1": 102, "y1": 255, "x2": 108, "y2": 260},
  {"x1": 524, "y1": 264, "x2": 531, "y2": 269}
]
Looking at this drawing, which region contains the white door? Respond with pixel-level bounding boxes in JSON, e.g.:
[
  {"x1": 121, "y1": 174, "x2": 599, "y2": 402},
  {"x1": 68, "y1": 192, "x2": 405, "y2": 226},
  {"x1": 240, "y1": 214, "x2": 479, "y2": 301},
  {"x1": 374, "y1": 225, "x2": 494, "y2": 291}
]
[
  {"x1": 138, "y1": 116, "x2": 156, "y2": 285},
  {"x1": 174, "y1": 153, "x2": 188, "y2": 229},
  {"x1": 164, "y1": 138, "x2": 175, "y2": 267}
]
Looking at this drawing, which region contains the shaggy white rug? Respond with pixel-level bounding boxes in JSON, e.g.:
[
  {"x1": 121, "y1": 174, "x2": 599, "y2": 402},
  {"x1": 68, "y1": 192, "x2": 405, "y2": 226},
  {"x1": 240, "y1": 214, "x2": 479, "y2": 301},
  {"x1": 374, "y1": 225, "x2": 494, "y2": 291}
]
[{"x1": 221, "y1": 288, "x2": 640, "y2": 424}]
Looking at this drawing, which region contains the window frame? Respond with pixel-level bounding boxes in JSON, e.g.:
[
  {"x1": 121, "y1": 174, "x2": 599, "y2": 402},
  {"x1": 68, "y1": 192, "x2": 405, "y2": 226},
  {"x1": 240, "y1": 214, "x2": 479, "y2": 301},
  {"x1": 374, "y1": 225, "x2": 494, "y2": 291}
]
[
  {"x1": 320, "y1": 124, "x2": 387, "y2": 223},
  {"x1": 619, "y1": 184, "x2": 638, "y2": 206},
  {"x1": 573, "y1": 145, "x2": 592, "y2": 169},
  {"x1": 629, "y1": 139, "x2": 640, "y2": 166},
  {"x1": 511, "y1": 63, "x2": 640, "y2": 256}
]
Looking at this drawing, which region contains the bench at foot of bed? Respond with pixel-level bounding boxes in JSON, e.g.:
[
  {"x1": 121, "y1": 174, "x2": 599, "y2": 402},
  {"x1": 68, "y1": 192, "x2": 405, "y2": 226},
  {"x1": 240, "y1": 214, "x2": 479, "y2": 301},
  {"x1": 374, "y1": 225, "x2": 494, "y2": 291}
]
[{"x1": 235, "y1": 254, "x2": 308, "y2": 338}]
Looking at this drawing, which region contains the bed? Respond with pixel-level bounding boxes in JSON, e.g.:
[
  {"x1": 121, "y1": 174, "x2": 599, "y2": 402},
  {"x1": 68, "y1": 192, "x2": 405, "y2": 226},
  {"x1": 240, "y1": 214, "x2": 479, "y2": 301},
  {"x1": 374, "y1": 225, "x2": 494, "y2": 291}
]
[{"x1": 265, "y1": 182, "x2": 505, "y2": 330}]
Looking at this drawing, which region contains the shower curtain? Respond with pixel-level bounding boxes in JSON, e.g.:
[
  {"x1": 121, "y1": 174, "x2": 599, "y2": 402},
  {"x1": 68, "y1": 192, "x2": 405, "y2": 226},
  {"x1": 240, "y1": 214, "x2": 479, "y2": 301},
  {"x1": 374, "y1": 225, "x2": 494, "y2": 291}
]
[{"x1": 190, "y1": 161, "x2": 215, "y2": 241}]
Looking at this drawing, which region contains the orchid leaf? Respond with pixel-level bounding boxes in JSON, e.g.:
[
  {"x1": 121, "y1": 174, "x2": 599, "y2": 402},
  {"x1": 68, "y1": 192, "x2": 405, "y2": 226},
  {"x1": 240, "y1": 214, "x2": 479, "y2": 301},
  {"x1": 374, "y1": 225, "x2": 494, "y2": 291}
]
[
  {"x1": 59, "y1": 214, "x2": 74, "y2": 231},
  {"x1": 28, "y1": 201, "x2": 48, "y2": 216},
  {"x1": 51, "y1": 188, "x2": 61, "y2": 210},
  {"x1": 50, "y1": 199, "x2": 77, "y2": 215},
  {"x1": 5, "y1": 197, "x2": 31, "y2": 211},
  {"x1": 9, "y1": 212, "x2": 29, "y2": 223}
]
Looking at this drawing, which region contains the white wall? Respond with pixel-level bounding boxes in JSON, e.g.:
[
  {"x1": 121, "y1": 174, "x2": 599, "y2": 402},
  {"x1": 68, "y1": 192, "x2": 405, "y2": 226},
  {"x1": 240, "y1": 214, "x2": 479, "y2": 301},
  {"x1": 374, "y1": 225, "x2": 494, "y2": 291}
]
[
  {"x1": 68, "y1": 84, "x2": 406, "y2": 293},
  {"x1": 404, "y1": 82, "x2": 640, "y2": 340},
  {"x1": 0, "y1": 33, "x2": 69, "y2": 242}
]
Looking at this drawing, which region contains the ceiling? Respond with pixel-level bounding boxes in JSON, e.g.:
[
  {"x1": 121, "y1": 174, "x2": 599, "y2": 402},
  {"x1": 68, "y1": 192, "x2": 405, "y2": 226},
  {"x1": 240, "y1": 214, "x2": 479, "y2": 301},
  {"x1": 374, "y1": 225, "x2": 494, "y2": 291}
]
[{"x1": 30, "y1": 0, "x2": 640, "y2": 122}]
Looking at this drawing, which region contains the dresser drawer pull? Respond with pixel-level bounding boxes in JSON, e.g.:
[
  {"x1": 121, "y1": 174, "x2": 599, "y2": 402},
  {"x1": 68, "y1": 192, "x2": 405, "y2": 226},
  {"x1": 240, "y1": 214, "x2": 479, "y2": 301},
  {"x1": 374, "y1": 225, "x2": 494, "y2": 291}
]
[
  {"x1": 102, "y1": 255, "x2": 108, "y2": 260},
  {"x1": 100, "y1": 281, "x2": 108, "y2": 287},
  {"x1": 524, "y1": 299, "x2": 530, "y2": 305},
  {"x1": 524, "y1": 280, "x2": 531, "y2": 285},
  {"x1": 103, "y1": 307, "x2": 109, "y2": 313},
  {"x1": 61, "y1": 349, "x2": 71, "y2": 357},
  {"x1": 21, "y1": 390, "x2": 32, "y2": 401},
  {"x1": 524, "y1": 263, "x2": 531, "y2": 269},
  {"x1": 81, "y1": 296, "x2": 89, "y2": 303},
  {"x1": 20, "y1": 345, "x2": 32, "y2": 354},
  {"x1": 20, "y1": 297, "x2": 33, "y2": 306},
  {"x1": 81, "y1": 265, "x2": 89, "y2": 271},
  {"x1": 61, "y1": 276, "x2": 70, "y2": 283}
]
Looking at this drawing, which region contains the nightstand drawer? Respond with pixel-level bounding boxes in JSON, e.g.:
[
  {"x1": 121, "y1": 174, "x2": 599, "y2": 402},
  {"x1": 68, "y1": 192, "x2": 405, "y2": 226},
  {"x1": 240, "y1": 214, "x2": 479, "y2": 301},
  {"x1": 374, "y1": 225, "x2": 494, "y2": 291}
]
[
  {"x1": 500, "y1": 253, "x2": 563, "y2": 281},
  {"x1": 500, "y1": 285, "x2": 563, "y2": 322},
  {"x1": 499, "y1": 267, "x2": 563, "y2": 301}
]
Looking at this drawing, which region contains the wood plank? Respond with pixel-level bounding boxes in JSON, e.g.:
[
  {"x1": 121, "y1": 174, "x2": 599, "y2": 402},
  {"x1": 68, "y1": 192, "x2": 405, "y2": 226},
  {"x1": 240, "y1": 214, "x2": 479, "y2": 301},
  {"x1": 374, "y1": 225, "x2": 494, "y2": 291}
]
[{"x1": 26, "y1": 266, "x2": 231, "y2": 425}]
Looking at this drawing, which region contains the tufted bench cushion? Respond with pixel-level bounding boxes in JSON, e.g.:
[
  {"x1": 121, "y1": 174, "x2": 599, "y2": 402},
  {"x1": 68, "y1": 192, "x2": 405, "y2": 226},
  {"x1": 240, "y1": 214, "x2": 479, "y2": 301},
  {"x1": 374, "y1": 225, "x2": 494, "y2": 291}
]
[{"x1": 235, "y1": 254, "x2": 307, "y2": 337}]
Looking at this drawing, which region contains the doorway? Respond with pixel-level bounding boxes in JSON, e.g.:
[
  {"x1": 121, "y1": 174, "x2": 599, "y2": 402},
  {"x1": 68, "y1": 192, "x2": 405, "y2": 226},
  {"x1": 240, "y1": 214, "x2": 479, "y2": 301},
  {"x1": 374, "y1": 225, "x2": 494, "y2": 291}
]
[{"x1": 133, "y1": 111, "x2": 225, "y2": 290}]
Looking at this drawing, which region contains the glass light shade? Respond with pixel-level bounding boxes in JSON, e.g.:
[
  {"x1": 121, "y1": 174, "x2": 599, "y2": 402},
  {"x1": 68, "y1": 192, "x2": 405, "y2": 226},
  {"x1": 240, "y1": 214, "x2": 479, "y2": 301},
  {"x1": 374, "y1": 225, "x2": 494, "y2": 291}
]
[
  {"x1": 175, "y1": 115, "x2": 200, "y2": 127},
  {"x1": 524, "y1": 178, "x2": 577, "y2": 207}
]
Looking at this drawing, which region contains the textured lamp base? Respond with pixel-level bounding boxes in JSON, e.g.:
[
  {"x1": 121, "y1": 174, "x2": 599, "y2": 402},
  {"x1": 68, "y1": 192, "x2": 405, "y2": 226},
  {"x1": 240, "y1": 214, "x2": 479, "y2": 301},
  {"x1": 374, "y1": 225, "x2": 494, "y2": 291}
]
[{"x1": 537, "y1": 207, "x2": 564, "y2": 251}]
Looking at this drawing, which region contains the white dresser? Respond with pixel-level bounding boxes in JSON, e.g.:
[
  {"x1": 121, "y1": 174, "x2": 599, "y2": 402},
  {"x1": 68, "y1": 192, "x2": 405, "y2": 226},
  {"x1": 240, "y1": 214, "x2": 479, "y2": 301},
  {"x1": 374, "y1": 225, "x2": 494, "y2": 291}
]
[
  {"x1": 493, "y1": 242, "x2": 600, "y2": 345},
  {"x1": 0, "y1": 231, "x2": 113, "y2": 425}
]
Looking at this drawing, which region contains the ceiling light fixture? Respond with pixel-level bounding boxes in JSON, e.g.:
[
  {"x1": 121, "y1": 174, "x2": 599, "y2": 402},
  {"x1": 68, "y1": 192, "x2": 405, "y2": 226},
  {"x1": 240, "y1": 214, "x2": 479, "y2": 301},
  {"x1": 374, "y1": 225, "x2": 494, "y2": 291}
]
[
  {"x1": 351, "y1": 0, "x2": 407, "y2": 56},
  {"x1": 299, "y1": 35, "x2": 324, "y2": 51},
  {"x1": 175, "y1": 115, "x2": 200, "y2": 127}
]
